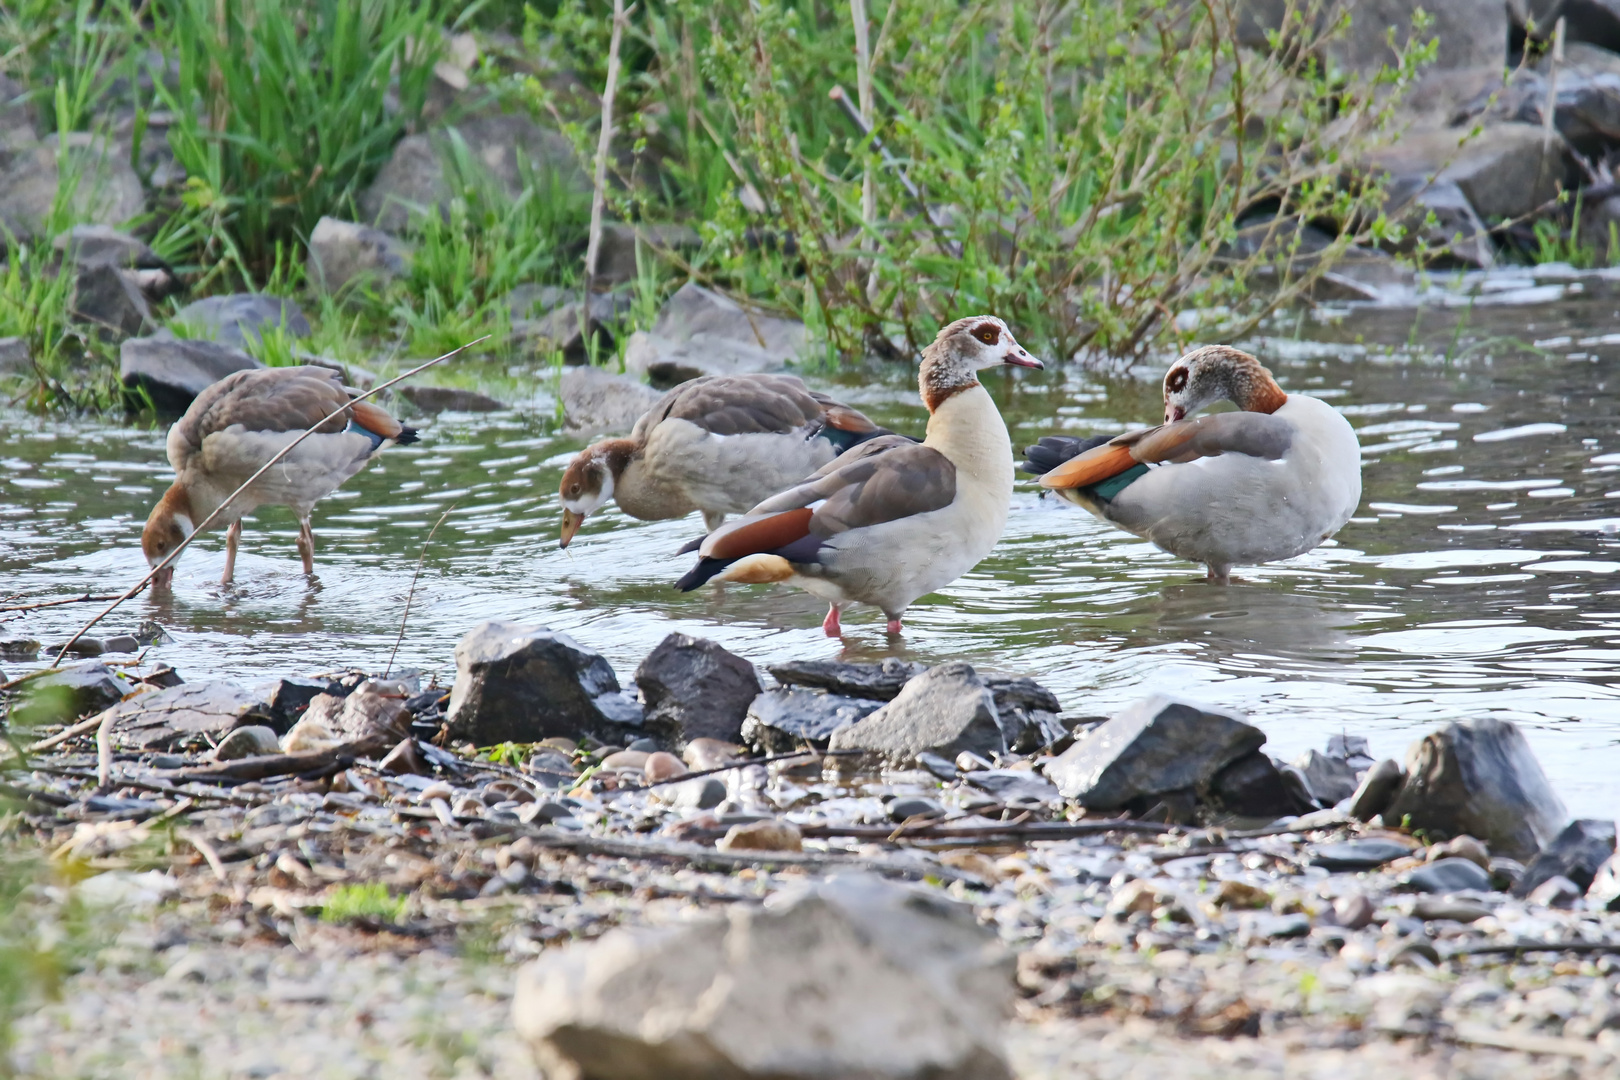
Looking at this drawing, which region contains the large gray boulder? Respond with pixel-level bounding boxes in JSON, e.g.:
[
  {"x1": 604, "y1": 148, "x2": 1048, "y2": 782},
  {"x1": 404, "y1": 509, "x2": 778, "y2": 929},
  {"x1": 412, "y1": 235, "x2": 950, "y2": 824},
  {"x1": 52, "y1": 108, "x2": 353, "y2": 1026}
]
[
  {"x1": 592, "y1": 222, "x2": 702, "y2": 286},
  {"x1": 634, "y1": 633, "x2": 762, "y2": 745},
  {"x1": 1043, "y1": 696, "x2": 1266, "y2": 810},
  {"x1": 1386, "y1": 717, "x2": 1568, "y2": 861},
  {"x1": 1368, "y1": 122, "x2": 1572, "y2": 224},
  {"x1": 0, "y1": 132, "x2": 144, "y2": 241},
  {"x1": 623, "y1": 283, "x2": 808, "y2": 384},
  {"x1": 445, "y1": 621, "x2": 645, "y2": 746},
  {"x1": 306, "y1": 216, "x2": 412, "y2": 294},
  {"x1": 510, "y1": 287, "x2": 634, "y2": 361},
  {"x1": 512, "y1": 873, "x2": 1013, "y2": 1080},
  {"x1": 358, "y1": 112, "x2": 588, "y2": 234},
  {"x1": 90, "y1": 681, "x2": 271, "y2": 753},
  {"x1": 71, "y1": 263, "x2": 152, "y2": 340},
  {"x1": 167, "y1": 294, "x2": 311, "y2": 351},
  {"x1": 1513, "y1": 818, "x2": 1617, "y2": 898},
  {"x1": 119, "y1": 337, "x2": 262, "y2": 414},
  {"x1": 54, "y1": 225, "x2": 166, "y2": 271},
  {"x1": 1240, "y1": 0, "x2": 1506, "y2": 72},
  {"x1": 740, "y1": 688, "x2": 885, "y2": 754},
  {"x1": 827, "y1": 662, "x2": 1004, "y2": 767},
  {"x1": 558, "y1": 366, "x2": 661, "y2": 435}
]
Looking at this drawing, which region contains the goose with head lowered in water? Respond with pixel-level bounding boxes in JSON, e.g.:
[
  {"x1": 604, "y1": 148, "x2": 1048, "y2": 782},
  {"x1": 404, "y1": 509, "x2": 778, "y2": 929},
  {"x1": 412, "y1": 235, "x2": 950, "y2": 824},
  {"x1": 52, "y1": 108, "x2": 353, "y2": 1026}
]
[
  {"x1": 557, "y1": 373, "x2": 896, "y2": 547},
  {"x1": 674, "y1": 316, "x2": 1044, "y2": 636},
  {"x1": 1023, "y1": 345, "x2": 1361, "y2": 583},
  {"x1": 142, "y1": 366, "x2": 417, "y2": 587}
]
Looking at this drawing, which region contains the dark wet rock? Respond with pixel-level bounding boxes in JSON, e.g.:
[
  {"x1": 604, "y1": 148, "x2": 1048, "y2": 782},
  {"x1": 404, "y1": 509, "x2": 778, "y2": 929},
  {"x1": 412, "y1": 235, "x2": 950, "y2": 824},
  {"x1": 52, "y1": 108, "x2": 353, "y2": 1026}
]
[
  {"x1": 359, "y1": 114, "x2": 588, "y2": 233},
  {"x1": 767, "y1": 658, "x2": 926, "y2": 701},
  {"x1": 11, "y1": 662, "x2": 132, "y2": 727},
  {"x1": 668, "y1": 776, "x2": 727, "y2": 811},
  {"x1": 510, "y1": 286, "x2": 634, "y2": 361},
  {"x1": 92, "y1": 681, "x2": 272, "y2": 753},
  {"x1": 0, "y1": 133, "x2": 144, "y2": 240},
  {"x1": 1371, "y1": 123, "x2": 1571, "y2": 225},
  {"x1": 119, "y1": 336, "x2": 262, "y2": 414},
  {"x1": 1489, "y1": 856, "x2": 1525, "y2": 892},
  {"x1": 1209, "y1": 752, "x2": 1307, "y2": 818},
  {"x1": 377, "y1": 737, "x2": 429, "y2": 776},
  {"x1": 887, "y1": 796, "x2": 944, "y2": 821},
  {"x1": 635, "y1": 633, "x2": 762, "y2": 745},
  {"x1": 166, "y1": 294, "x2": 310, "y2": 351},
  {"x1": 1326, "y1": 734, "x2": 1376, "y2": 772},
  {"x1": 1347, "y1": 758, "x2": 1406, "y2": 822},
  {"x1": 139, "y1": 666, "x2": 184, "y2": 689},
  {"x1": 558, "y1": 366, "x2": 661, "y2": 435},
  {"x1": 984, "y1": 676, "x2": 1066, "y2": 752},
  {"x1": 100, "y1": 635, "x2": 138, "y2": 654},
  {"x1": 1400, "y1": 857, "x2": 1494, "y2": 895},
  {"x1": 592, "y1": 222, "x2": 702, "y2": 286},
  {"x1": 445, "y1": 620, "x2": 647, "y2": 746},
  {"x1": 964, "y1": 770, "x2": 1061, "y2": 808},
  {"x1": 1043, "y1": 696, "x2": 1265, "y2": 810},
  {"x1": 398, "y1": 385, "x2": 504, "y2": 413},
  {"x1": 261, "y1": 676, "x2": 341, "y2": 734},
  {"x1": 0, "y1": 639, "x2": 39, "y2": 662},
  {"x1": 917, "y1": 752, "x2": 958, "y2": 781},
  {"x1": 0, "y1": 336, "x2": 30, "y2": 375},
  {"x1": 1527, "y1": 875, "x2": 1584, "y2": 909},
  {"x1": 1382, "y1": 178, "x2": 1495, "y2": 268},
  {"x1": 1514, "y1": 818, "x2": 1617, "y2": 898},
  {"x1": 1309, "y1": 838, "x2": 1414, "y2": 871},
  {"x1": 43, "y1": 638, "x2": 106, "y2": 658},
  {"x1": 739, "y1": 688, "x2": 884, "y2": 753},
  {"x1": 623, "y1": 283, "x2": 809, "y2": 384},
  {"x1": 1386, "y1": 717, "x2": 1567, "y2": 861},
  {"x1": 827, "y1": 663, "x2": 1004, "y2": 768},
  {"x1": 71, "y1": 263, "x2": 151, "y2": 340},
  {"x1": 1292, "y1": 749, "x2": 1359, "y2": 807},
  {"x1": 513, "y1": 873, "x2": 1012, "y2": 1080},
  {"x1": 307, "y1": 216, "x2": 412, "y2": 293},
  {"x1": 1588, "y1": 855, "x2": 1620, "y2": 911},
  {"x1": 211, "y1": 725, "x2": 281, "y2": 761}
]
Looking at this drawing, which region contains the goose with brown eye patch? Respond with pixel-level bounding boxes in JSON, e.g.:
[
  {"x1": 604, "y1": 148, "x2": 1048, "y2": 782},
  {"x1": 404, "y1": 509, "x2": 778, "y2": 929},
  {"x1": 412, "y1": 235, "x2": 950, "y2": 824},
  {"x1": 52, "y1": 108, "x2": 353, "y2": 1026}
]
[
  {"x1": 557, "y1": 373, "x2": 902, "y2": 548},
  {"x1": 1022, "y1": 344, "x2": 1362, "y2": 584},
  {"x1": 675, "y1": 315, "x2": 1045, "y2": 638}
]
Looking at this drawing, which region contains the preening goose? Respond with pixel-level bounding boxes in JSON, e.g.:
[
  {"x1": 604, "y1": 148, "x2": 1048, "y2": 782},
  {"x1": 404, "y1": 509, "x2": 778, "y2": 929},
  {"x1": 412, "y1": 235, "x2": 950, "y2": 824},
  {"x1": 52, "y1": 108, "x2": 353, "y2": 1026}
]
[
  {"x1": 558, "y1": 373, "x2": 895, "y2": 546},
  {"x1": 1024, "y1": 345, "x2": 1361, "y2": 583},
  {"x1": 675, "y1": 316, "x2": 1044, "y2": 636},
  {"x1": 142, "y1": 366, "x2": 417, "y2": 586}
]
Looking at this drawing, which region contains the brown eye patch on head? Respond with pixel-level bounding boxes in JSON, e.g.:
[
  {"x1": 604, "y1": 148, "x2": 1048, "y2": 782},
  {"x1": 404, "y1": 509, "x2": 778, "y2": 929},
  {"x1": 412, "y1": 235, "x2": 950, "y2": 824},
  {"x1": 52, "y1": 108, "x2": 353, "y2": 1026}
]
[
  {"x1": 972, "y1": 322, "x2": 1001, "y2": 346},
  {"x1": 1165, "y1": 367, "x2": 1188, "y2": 393}
]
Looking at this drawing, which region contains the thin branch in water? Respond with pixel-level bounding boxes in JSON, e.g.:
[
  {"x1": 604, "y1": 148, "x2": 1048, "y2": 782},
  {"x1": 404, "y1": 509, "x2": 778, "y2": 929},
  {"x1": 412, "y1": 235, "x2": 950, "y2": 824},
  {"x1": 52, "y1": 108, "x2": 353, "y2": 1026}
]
[
  {"x1": 384, "y1": 502, "x2": 458, "y2": 678},
  {"x1": 50, "y1": 337, "x2": 489, "y2": 668},
  {"x1": 0, "y1": 592, "x2": 122, "y2": 615}
]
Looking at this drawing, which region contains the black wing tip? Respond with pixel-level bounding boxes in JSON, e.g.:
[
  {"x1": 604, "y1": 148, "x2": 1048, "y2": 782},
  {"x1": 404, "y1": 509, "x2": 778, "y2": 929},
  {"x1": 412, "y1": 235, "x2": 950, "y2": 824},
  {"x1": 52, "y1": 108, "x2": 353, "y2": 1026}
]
[
  {"x1": 396, "y1": 426, "x2": 421, "y2": 446},
  {"x1": 676, "y1": 535, "x2": 705, "y2": 556},
  {"x1": 675, "y1": 557, "x2": 731, "y2": 592},
  {"x1": 1021, "y1": 434, "x2": 1110, "y2": 475}
]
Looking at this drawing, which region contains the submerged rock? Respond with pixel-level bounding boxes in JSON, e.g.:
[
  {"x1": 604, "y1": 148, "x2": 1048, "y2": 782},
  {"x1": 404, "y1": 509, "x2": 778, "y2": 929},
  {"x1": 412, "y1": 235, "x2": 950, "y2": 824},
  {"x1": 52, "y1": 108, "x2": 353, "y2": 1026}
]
[
  {"x1": 119, "y1": 336, "x2": 262, "y2": 414},
  {"x1": 398, "y1": 385, "x2": 504, "y2": 413},
  {"x1": 634, "y1": 633, "x2": 762, "y2": 745},
  {"x1": 827, "y1": 663, "x2": 1004, "y2": 768},
  {"x1": 1043, "y1": 696, "x2": 1265, "y2": 810},
  {"x1": 445, "y1": 621, "x2": 646, "y2": 746},
  {"x1": 740, "y1": 688, "x2": 884, "y2": 753},
  {"x1": 1514, "y1": 819, "x2": 1617, "y2": 899},
  {"x1": 511, "y1": 873, "x2": 1012, "y2": 1080},
  {"x1": 1386, "y1": 717, "x2": 1568, "y2": 861}
]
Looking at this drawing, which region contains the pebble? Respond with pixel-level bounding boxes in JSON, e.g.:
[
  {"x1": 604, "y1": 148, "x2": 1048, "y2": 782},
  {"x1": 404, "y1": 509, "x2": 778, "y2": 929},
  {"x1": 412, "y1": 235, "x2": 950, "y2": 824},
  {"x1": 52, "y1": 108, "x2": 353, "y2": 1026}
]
[
  {"x1": 1332, "y1": 892, "x2": 1375, "y2": 930},
  {"x1": 211, "y1": 726, "x2": 281, "y2": 761},
  {"x1": 1409, "y1": 896, "x2": 1490, "y2": 923},
  {"x1": 1427, "y1": 834, "x2": 1490, "y2": 870},
  {"x1": 1208, "y1": 880, "x2": 1269, "y2": 910},
  {"x1": 599, "y1": 750, "x2": 649, "y2": 773},
  {"x1": 1527, "y1": 875, "x2": 1584, "y2": 909},
  {"x1": 643, "y1": 752, "x2": 687, "y2": 783},
  {"x1": 887, "y1": 796, "x2": 944, "y2": 822},
  {"x1": 1401, "y1": 857, "x2": 1493, "y2": 894},
  {"x1": 715, "y1": 820, "x2": 802, "y2": 853},
  {"x1": 682, "y1": 738, "x2": 744, "y2": 770},
  {"x1": 1309, "y1": 838, "x2": 1412, "y2": 870}
]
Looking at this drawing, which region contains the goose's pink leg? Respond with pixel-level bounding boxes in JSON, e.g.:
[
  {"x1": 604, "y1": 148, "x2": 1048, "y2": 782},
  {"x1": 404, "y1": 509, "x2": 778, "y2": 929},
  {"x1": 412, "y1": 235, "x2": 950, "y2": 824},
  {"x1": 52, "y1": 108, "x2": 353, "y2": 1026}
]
[
  {"x1": 221, "y1": 519, "x2": 242, "y2": 586},
  {"x1": 822, "y1": 604, "x2": 842, "y2": 637},
  {"x1": 296, "y1": 517, "x2": 315, "y2": 575}
]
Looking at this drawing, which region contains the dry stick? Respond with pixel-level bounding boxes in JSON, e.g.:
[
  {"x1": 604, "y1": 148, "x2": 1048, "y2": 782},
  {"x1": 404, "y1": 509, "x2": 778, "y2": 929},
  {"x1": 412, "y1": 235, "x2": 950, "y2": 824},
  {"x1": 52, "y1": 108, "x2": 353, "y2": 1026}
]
[
  {"x1": 850, "y1": 0, "x2": 876, "y2": 300},
  {"x1": 384, "y1": 503, "x2": 457, "y2": 679},
  {"x1": 177, "y1": 828, "x2": 228, "y2": 883},
  {"x1": 582, "y1": 0, "x2": 634, "y2": 303},
  {"x1": 50, "y1": 337, "x2": 489, "y2": 672},
  {"x1": 0, "y1": 592, "x2": 122, "y2": 614},
  {"x1": 25, "y1": 712, "x2": 110, "y2": 754}
]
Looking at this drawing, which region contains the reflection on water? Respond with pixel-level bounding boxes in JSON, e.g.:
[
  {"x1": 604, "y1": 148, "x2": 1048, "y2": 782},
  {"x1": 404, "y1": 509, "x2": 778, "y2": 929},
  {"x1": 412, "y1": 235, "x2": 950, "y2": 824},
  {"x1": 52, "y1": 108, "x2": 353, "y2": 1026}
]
[{"x1": 4, "y1": 277, "x2": 1620, "y2": 817}]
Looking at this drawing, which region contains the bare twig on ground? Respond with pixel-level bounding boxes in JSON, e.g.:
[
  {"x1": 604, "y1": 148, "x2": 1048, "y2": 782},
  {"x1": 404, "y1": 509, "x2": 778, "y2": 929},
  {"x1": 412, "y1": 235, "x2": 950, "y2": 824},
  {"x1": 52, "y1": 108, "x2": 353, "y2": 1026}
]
[
  {"x1": 177, "y1": 828, "x2": 228, "y2": 882},
  {"x1": 161, "y1": 738, "x2": 393, "y2": 784},
  {"x1": 50, "y1": 337, "x2": 488, "y2": 666},
  {"x1": 25, "y1": 713, "x2": 115, "y2": 754}
]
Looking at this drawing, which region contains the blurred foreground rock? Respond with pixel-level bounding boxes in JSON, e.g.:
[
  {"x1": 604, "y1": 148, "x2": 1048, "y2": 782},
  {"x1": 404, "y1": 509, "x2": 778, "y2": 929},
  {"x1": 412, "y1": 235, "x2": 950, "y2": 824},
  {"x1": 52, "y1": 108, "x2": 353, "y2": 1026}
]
[{"x1": 512, "y1": 874, "x2": 1013, "y2": 1080}]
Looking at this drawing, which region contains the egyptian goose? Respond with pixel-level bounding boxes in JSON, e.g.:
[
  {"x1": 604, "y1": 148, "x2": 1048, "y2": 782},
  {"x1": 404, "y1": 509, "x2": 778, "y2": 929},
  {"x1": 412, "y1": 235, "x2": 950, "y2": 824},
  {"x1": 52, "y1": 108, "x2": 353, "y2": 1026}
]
[
  {"x1": 142, "y1": 366, "x2": 417, "y2": 586},
  {"x1": 558, "y1": 373, "x2": 896, "y2": 546},
  {"x1": 674, "y1": 316, "x2": 1044, "y2": 636},
  {"x1": 1024, "y1": 345, "x2": 1361, "y2": 583}
]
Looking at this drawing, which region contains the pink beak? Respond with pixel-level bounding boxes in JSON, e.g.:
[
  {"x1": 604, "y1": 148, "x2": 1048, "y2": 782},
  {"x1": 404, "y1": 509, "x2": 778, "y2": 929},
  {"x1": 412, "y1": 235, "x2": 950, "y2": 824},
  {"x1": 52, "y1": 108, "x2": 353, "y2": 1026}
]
[
  {"x1": 1166, "y1": 406, "x2": 1186, "y2": 423},
  {"x1": 1004, "y1": 346, "x2": 1044, "y2": 369},
  {"x1": 150, "y1": 565, "x2": 174, "y2": 589}
]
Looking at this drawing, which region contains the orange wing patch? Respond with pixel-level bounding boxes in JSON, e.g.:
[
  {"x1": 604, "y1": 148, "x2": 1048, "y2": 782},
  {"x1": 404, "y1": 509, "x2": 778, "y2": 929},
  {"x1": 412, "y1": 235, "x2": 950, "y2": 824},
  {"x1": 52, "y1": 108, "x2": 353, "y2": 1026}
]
[
  {"x1": 349, "y1": 400, "x2": 404, "y2": 440},
  {"x1": 702, "y1": 508, "x2": 814, "y2": 560},
  {"x1": 822, "y1": 405, "x2": 879, "y2": 434},
  {"x1": 1038, "y1": 442, "x2": 1139, "y2": 491}
]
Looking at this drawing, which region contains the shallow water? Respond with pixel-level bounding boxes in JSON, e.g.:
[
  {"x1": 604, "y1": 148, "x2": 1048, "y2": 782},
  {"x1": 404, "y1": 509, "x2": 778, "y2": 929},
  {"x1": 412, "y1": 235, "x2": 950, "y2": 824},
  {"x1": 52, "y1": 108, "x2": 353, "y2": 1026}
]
[{"x1": 4, "y1": 273, "x2": 1619, "y2": 818}]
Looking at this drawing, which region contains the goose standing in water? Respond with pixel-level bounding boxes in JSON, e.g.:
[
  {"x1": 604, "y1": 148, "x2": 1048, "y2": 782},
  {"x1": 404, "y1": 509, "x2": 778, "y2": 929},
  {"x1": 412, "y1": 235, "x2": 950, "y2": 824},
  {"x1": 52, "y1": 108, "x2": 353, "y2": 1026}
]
[
  {"x1": 1024, "y1": 345, "x2": 1361, "y2": 582},
  {"x1": 142, "y1": 366, "x2": 417, "y2": 586},
  {"x1": 557, "y1": 373, "x2": 896, "y2": 546},
  {"x1": 675, "y1": 316, "x2": 1044, "y2": 636}
]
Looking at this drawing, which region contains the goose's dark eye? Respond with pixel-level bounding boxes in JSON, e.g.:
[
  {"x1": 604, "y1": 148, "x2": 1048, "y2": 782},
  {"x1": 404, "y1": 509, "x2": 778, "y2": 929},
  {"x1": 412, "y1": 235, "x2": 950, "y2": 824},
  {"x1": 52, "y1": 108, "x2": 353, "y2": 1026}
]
[
  {"x1": 1166, "y1": 368, "x2": 1188, "y2": 393},
  {"x1": 973, "y1": 322, "x2": 1001, "y2": 345}
]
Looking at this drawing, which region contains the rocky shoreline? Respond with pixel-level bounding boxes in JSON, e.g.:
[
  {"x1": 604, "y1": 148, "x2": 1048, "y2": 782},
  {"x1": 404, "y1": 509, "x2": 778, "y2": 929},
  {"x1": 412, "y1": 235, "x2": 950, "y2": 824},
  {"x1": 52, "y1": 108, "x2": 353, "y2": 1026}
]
[{"x1": 3, "y1": 622, "x2": 1618, "y2": 1076}]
